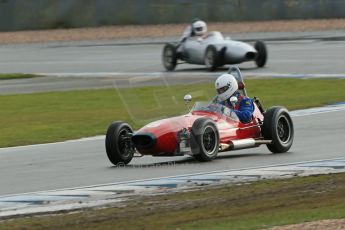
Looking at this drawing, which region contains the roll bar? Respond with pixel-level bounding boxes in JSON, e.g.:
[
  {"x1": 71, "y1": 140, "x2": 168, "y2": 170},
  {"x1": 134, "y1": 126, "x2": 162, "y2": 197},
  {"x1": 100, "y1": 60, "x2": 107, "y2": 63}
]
[{"x1": 228, "y1": 66, "x2": 247, "y2": 96}]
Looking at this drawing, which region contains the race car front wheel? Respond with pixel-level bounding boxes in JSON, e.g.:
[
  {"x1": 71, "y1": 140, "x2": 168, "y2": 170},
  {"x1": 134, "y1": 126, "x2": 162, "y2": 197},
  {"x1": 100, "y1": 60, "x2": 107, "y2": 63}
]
[
  {"x1": 204, "y1": 45, "x2": 221, "y2": 71},
  {"x1": 191, "y1": 118, "x2": 220, "y2": 162},
  {"x1": 106, "y1": 121, "x2": 135, "y2": 166},
  {"x1": 261, "y1": 107, "x2": 294, "y2": 153},
  {"x1": 162, "y1": 43, "x2": 177, "y2": 71},
  {"x1": 254, "y1": 41, "x2": 267, "y2": 68}
]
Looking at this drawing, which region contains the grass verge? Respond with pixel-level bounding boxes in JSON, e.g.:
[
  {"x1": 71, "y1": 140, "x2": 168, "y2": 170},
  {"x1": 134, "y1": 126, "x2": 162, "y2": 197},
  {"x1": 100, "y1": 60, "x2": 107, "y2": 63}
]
[
  {"x1": 1, "y1": 173, "x2": 345, "y2": 229},
  {"x1": 0, "y1": 78, "x2": 345, "y2": 147},
  {"x1": 0, "y1": 73, "x2": 39, "y2": 80}
]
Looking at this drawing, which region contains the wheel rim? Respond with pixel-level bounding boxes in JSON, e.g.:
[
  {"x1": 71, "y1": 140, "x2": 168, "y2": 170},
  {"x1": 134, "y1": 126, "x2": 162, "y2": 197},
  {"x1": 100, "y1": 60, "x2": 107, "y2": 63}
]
[
  {"x1": 164, "y1": 48, "x2": 173, "y2": 67},
  {"x1": 201, "y1": 126, "x2": 217, "y2": 154},
  {"x1": 277, "y1": 116, "x2": 291, "y2": 143},
  {"x1": 118, "y1": 128, "x2": 133, "y2": 158},
  {"x1": 205, "y1": 50, "x2": 214, "y2": 67}
]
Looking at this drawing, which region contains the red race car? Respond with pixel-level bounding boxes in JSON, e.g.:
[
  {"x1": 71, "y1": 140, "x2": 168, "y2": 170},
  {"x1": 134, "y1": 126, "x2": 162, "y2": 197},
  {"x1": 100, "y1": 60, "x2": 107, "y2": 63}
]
[{"x1": 105, "y1": 67, "x2": 294, "y2": 165}]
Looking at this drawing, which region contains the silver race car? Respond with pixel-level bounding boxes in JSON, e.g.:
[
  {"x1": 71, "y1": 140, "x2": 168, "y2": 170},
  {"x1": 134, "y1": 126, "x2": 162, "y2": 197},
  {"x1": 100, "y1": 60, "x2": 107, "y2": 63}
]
[{"x1": 162, "y1": 31, "x2": 267, "y2": 71}]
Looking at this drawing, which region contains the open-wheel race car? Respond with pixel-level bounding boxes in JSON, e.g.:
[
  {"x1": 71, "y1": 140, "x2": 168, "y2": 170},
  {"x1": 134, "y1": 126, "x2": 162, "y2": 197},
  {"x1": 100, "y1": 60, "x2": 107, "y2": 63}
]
[
  {"x1": 105, "y1": 67, "x2": 293, "y2": 166},
  {"x1": 162, "y1": 31, "x2": 267, "y2": 71}
]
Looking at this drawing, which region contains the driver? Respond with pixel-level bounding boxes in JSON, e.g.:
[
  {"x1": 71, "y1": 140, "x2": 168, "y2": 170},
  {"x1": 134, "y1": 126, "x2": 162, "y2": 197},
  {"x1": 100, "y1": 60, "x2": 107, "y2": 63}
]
[
  {"x1": 214, "y1": 73, "x2": 254, "y2": 123},
  {"x1": 180, "y1": 19, "x2": 208, "y2": 42},
  {"x1": 192, "y1": 19, "x2": 207, "y2": 37}
]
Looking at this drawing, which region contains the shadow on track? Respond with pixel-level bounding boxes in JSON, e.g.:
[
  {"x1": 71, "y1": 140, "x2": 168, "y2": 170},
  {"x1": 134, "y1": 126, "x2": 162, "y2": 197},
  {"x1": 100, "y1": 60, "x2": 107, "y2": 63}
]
[
  {"x1": 169, "y1": 65, "x2": 262, "y2": 73},
  {"x1": 108, "y1": 151, "x2": 285, "y2": 169}
]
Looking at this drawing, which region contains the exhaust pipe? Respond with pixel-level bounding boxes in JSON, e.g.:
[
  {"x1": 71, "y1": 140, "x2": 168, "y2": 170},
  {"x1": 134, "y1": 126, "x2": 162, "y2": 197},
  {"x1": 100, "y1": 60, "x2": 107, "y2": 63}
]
[{"x1": 219, "y1": 138, "x2": 272, "y2": 151}]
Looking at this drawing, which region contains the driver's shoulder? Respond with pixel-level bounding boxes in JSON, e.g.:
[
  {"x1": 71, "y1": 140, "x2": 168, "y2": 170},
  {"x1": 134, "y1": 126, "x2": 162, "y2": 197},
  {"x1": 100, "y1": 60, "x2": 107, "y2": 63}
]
[{"x1": 239, "y1": 97, "x2": 254, "y2": 106}]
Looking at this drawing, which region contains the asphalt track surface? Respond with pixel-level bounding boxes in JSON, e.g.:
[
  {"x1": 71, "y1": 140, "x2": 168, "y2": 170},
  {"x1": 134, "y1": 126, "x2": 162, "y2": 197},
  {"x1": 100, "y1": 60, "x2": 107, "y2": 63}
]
[
  {"x1": 0, "y1": 32, "x2": 344, "y2": 75},
  {"x1": 0, "y1": 33, "x2": 344, "y2": 196},
  {"x1": 0, "y1": 109, "x2": 344, "y2": 196},
  {"x1": 0, "y1": 38, "x2": 345, "y2": 95}
]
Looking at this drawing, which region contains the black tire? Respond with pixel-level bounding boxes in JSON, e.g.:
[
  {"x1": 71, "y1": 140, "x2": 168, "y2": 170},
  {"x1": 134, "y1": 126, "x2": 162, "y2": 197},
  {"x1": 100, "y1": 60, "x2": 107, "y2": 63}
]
[
  {"x1": 204, "y1": 45, "x2": 221, "y2": 71},
  {"x1": 190, "y1": 118, "x2": 219, "y2": 162},
  {"x1": 105, "y1": 121, "x2": 134, "y2": 165},
  {"x1": 254, "y1": 41, "x2": 267, "y2": 68},
  {"x1": 262, "y1": 107, "x2": 294, "y2": 153},
  {"x1": 162, "y1": 43, "x2": 177, "y2": 71}
]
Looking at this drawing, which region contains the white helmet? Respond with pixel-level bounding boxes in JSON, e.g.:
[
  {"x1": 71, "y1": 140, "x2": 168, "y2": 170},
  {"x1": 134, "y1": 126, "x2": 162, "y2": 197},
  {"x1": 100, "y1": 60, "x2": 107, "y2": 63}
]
[
  {"x1": 215, "y1": 73, "x2": 238, "y2": 101},
  {"x1": 192, "y1": 20, "x2": 207, "y2": 36}
]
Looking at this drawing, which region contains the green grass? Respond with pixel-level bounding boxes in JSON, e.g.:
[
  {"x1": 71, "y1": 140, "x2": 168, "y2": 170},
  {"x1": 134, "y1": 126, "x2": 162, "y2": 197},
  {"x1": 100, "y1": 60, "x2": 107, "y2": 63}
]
[
  {"x1": 1, "y1": 173, "x2": 345, "y2": 229},
  {"x1": 0, "y1": 73, "x2": 39, "y2": 80},
  {"x1": 0, "y1": 78, "x2": 344, "y2": 147}
]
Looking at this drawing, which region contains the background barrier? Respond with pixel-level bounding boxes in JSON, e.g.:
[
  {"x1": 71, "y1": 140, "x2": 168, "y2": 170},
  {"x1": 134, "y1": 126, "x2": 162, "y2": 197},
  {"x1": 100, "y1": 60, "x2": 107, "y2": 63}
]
[{"x1": 0, "y1": 0, "x2": 344, "y2": 31}]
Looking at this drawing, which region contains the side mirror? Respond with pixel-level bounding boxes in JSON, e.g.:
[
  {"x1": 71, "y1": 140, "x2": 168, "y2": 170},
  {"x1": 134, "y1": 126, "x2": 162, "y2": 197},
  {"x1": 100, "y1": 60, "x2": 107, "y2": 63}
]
[
  {"x1": 184, "y1": 94, "x2": 192, "y2": 103},
  {"x1": 238, "y1": 82, "x2": 245, "y2": 90},
  {"x1": 230, "y1": 96, "x2": 238, "y2": 104}
]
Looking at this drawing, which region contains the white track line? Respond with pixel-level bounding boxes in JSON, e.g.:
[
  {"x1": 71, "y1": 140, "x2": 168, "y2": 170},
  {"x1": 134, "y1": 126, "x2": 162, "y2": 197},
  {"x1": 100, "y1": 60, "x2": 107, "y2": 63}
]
[
  {"x1": 1, "y1": 156, "x2": 345, "y2": 218},
  {"x1": 2, "y1": 156, "x2": 345, "y2": 199},
  {"x1": 37, "y1": 72, "x2": 345, "y2": 78}
]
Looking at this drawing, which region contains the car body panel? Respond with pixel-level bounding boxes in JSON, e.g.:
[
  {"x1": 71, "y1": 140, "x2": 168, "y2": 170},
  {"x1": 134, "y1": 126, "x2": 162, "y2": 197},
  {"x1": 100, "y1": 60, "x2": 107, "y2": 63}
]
[
  {"x1": 133, "y1": 102, "x2": 263, "y2": 156},
  {"x1": 180, "y1": 31, "x2": 257, "y2": 65}
]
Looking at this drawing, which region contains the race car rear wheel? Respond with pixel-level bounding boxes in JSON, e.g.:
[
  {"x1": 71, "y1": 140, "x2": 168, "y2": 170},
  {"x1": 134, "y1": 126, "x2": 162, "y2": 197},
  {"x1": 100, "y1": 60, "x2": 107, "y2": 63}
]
[
  {"x1": 106, "y1": 121, "x2": 135, "y2": 165},
  {"x1": 262, "y1": 107, "x2": 294, "y2": 153},
  {"x1": 204, "y1": 45, "x2": 221, "y2": 71},
  {"x1": 254, "y1": 41, "x2": 267, "y2": 68},
  {"x1": 191, "y1": 118, "x2": 220, "y2": 162},
  {"x1": 162, "y1": 43, "x2": 177, "y2": 71}
]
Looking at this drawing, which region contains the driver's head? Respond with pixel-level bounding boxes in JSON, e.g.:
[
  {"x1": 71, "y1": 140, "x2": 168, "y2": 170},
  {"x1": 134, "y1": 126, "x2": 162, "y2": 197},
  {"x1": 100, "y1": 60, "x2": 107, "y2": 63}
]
[
  {"x1": 215, "y1": 73, "x2": 238, "y2": 101},
  {"x1": 192, "y1": 20, "x2": 207, "y2": 36}
]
